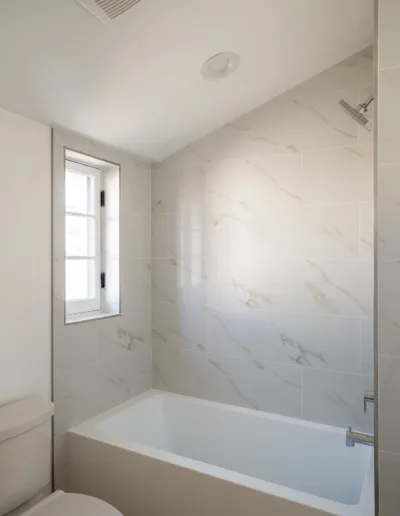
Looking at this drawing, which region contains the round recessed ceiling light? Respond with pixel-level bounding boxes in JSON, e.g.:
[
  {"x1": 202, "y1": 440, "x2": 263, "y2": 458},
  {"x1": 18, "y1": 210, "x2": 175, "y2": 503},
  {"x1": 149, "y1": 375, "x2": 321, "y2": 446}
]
[{"x1": 201, "y1": 52, "x2": 240, "y2": 81}]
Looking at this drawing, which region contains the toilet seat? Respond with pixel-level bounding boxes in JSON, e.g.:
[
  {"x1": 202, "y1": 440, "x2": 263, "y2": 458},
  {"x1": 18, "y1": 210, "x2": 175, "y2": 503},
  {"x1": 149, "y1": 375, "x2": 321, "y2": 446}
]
[{"x1": 21, "y1": 491, "x2": 122, "y2": 516}]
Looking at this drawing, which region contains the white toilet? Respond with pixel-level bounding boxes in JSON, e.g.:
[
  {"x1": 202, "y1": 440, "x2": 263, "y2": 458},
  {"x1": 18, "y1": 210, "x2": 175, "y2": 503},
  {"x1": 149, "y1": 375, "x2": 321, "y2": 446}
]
[{"x1": 0, "y1": 396, "x2": 122, "y2": 516}]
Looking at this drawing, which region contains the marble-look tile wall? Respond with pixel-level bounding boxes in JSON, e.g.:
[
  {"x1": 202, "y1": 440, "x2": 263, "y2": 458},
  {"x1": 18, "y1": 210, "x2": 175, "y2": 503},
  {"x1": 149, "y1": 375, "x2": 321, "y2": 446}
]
[
  {"x1": 53, "y1": 129, "x2": 152, "y2": 488},
  {"x1": 152, "y1": 48, "x2": 374, "y2": 432},
  {"x1": 376, "y1": 1, "x2": 400, "y2": 514}
]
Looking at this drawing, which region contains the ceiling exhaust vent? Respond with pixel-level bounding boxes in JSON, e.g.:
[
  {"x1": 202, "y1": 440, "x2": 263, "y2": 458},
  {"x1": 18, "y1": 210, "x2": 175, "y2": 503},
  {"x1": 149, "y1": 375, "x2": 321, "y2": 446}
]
[{"x1": 75, "y1": 0, "x2": 142, "y2": 23}]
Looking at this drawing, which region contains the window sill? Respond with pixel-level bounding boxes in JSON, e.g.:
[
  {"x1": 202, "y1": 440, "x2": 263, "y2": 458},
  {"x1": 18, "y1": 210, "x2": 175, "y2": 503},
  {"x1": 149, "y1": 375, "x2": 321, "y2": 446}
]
[{"x1": 65, "y1": 310, "x2": 120, "y2": 325}]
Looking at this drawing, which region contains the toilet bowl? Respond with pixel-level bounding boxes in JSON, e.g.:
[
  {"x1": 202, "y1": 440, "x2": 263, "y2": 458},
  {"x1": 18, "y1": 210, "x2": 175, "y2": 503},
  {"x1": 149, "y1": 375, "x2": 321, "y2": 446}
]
[
  {"x1": 20, "y1": 491, "x2": 122, "y2": 516},
  {"x1": 0, "y1": 397, "x2": 122, "y2": 516}
]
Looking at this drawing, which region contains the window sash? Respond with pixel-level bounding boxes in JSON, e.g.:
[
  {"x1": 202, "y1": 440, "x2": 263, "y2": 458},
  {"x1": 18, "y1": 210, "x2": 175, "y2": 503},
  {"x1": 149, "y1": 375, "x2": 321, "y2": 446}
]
[{"x1": 65, "y1": 160, "x2": 102, "y2": 317}]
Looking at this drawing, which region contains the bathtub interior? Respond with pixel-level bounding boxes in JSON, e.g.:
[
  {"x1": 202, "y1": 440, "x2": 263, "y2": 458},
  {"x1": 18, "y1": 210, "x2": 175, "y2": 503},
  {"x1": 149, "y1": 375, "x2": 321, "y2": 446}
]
[{"x1": 93, "y1": 392, "x2": 370, "y2": 506}]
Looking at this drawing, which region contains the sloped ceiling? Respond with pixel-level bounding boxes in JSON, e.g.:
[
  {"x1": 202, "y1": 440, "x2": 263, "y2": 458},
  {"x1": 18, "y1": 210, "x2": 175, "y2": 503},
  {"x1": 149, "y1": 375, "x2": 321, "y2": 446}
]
[{"x1": 0, "y1": 0, "x2": 373, "y2": 160}]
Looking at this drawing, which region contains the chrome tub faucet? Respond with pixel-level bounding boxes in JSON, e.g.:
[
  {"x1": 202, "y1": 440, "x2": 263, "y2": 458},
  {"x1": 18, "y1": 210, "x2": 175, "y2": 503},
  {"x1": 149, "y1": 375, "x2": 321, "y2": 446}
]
[
  {"x1": 346, "y1": 391, "x2": 375, "y2": 447},
  {"x1": 346, "y1": 427, "x2": 374, "y2": 447}
]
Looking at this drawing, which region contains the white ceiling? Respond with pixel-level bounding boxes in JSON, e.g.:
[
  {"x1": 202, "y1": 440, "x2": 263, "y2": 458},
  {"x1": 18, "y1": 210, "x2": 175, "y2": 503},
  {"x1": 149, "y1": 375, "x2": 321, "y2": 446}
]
[{"x1": 0, "y1": 0, "x2": 373, "y2": 161}]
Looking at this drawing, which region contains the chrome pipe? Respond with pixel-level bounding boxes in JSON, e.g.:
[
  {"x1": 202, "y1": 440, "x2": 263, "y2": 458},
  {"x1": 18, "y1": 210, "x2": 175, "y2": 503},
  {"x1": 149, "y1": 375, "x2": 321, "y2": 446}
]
[{"x1": 346, "y1": 427, "x2": 374, "y2": 447}]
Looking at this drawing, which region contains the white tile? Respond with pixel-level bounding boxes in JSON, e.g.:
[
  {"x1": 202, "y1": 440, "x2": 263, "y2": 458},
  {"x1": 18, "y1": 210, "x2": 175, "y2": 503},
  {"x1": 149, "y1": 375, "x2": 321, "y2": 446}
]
[
  {"x1": 98, "y1": 308, "x2": 151, "y2": 360},
  {"x1": 152, "y1": 259, "x2": 178, "y2": 304},
  {"x1": 251, "y1": 207, "x2": 305, "y2": 259},
  {"x1": 202, "y1": 309, "x2": 361, "y2": 373},
  {"x1": 361, "y1": 318, "x2": 374, "y2": 375},
  {"x1": 216, "y1": 356, "x2": 302, "y2": 417},
  {"x1": 152, "y1": 258, "x2": 206, "y2": 306},
  {"x1": 206, "y1": 159, "x2": 265, "y2": 222},
  {"x1": 378, "y1": 356, "x2": 400, "y2": 454},
  {"x1": 202, "y1": 308, "x2": 302, "y2": 361},
  {"x1": 378, "y1": 261, "x2": 400, "y2": 356},
  {"x1": 152, "y1": 302, "x2": 204, "y2": 352},
  {"x1": 302, "y1": 204, "x2": 359, "y2": 260},
  {"x1": 120, "y1": 161, "x2": 151, "y2": 216},
  {"x1": 152, "y1": 147, "x2": 207, "y2": 213},
  {"x1": 205, "y1": 207, "x2": 306, "y2": 265},
  {"x1": 121, "y1": 258, "x2": 151, "y2": 307},
  {"x1": 191, "y1": 68, "x2": 373, "y2": 163},
  {"x1": 282, "y1": 87, "x2": 359, "y2": 148},
  {"x1": 151, "y1": 213, "x2": 167, "y2": 258},
  {"x1": 166, "y1": 211, "x2": 205, "y2": 264},
  {"x1": 207, "y1": 153, "x2": 302, "y2": 230},
  {"x1": 303, "y1": 369, "x2": 373, "y2": 432},
  {"x1": 206, "y1": 156, "x2": 302, "y2": 218},
  {"x1": 153, "y1": 347, "x2": 302, "y2": 418},
  {"x1": 379, "y1": 0, "x2": 400, "y2": 70},
  {"x1": 152, "y1": 165, "x2": 176, "y2": 214},
  {"x1": 153, "y1": 346, "x2": 203, "y2": 397},
  {"x1": 248, "y1": 154, "x2": 303, "y2": 208},
  {"x1": 54, "y1": 350, "x2": 151, "y2": 434},
  {"x1": 303, "y1": 260, "x2": 373, "y2": 317},
  {"x1": 359, "y1": 202, "x2": 374, "y2": 260},
  {"x1": 229, "y1": 87, "x2": 359, "y2": 154},
  {"x1": 302, "y1": 145, "x2": 373, "y2": 205},
  {"x1": 379, "y1": 163, "x2": 400, "y2": 260},
  {"x1": 379, "y1": 66, "x2": 400, "y2": 165},
  {"x1": 191, "y1": 123, "x2": 297, "y2": 162},
  {"x1": 379, "y1": 451, "x2": 400, "y2": 516},
  {"x1": 122, "y1": 210, "x2": 151, "y2": 259},
  {"x1": 206, "y1": 258, "x2": 303, "y2": 313},
  {"x1": 271, "y1": 313, "x2": 362, "y2": 373}
]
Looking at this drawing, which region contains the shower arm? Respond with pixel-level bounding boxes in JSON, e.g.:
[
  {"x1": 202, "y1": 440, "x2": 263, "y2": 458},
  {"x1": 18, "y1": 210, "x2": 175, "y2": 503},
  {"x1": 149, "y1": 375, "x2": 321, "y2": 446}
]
[{"x1": 359, "y1": 95, "x2": 374, "y2": 112}]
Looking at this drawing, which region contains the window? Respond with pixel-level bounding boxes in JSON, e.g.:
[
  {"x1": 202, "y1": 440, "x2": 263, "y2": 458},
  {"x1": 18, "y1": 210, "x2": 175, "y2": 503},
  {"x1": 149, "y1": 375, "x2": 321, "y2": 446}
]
[
  {"x1": 65, "y1": 160, "x2": 102, "y2": 316},
  {"x1": 64, "y1": 149, "x2": 120, "y2": 323}
]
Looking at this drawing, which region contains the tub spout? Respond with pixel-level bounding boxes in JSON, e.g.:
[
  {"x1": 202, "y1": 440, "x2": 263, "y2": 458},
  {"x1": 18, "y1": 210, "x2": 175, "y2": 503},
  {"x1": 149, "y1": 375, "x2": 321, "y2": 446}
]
[{"x1": 346, "y1": 427, "x2": 374, "y2": 447}]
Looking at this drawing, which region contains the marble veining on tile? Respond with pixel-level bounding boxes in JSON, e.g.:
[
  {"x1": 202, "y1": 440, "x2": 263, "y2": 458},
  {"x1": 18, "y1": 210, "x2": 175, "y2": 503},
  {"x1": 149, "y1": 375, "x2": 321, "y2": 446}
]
[
  {"x1": 303, "y1": 260, "x2": 373, "y2": 317},
  {"x1": 153, "y1": 346, "x2": 302, "y2": 418}
]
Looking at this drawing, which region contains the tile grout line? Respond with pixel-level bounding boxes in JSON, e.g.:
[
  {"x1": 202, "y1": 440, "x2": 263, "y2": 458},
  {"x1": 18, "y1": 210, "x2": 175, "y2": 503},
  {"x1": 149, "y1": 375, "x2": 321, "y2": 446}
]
[{"x1": 150, "y1": 344, "x2": 374, "y2": 378}]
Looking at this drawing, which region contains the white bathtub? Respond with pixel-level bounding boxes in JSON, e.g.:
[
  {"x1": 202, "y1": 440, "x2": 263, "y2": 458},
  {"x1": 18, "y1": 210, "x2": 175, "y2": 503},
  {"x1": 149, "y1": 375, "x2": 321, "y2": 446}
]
[{"x1": 67, "y1": 390, "x2": 374, "y2": 516}]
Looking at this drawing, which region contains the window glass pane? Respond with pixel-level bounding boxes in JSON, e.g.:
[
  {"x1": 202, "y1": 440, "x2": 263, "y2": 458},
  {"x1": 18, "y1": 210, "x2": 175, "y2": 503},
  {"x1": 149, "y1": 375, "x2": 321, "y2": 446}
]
[
  {"x1": 65, "y1": 259, "x2": 95, "y2": 301},
  {"x1": 65, "y1": 169, "x2": 94, "y2": 215},
  {"x1": 65, "y1": 214, "x2": 95, "y2": 257}
]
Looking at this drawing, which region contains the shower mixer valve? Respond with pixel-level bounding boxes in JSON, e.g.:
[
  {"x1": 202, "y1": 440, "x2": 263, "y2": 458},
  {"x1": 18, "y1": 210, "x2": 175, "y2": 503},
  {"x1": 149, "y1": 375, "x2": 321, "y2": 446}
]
[{"x1": 363, "y1": 391, "x2": 375, "y2": 414}]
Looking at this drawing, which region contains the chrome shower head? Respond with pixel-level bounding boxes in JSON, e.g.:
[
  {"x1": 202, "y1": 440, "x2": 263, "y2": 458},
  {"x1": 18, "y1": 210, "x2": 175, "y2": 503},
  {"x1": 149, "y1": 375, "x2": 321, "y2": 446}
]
[{"x1": 339, "y1": 95, "x2": 374, "y2": 132}]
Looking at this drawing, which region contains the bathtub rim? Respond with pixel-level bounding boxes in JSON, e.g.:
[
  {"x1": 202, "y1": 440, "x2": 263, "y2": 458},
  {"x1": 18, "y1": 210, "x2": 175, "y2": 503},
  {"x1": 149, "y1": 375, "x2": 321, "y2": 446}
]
[{"x1": 67, "y1": 389, "x2": 374, "y2": 516}]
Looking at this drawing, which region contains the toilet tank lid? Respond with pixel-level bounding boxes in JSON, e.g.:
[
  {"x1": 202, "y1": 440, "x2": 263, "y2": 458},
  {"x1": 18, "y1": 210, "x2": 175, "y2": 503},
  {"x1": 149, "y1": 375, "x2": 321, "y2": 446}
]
[{"x1": 0, "y1": 396, "x2": 54, "y2": 442}]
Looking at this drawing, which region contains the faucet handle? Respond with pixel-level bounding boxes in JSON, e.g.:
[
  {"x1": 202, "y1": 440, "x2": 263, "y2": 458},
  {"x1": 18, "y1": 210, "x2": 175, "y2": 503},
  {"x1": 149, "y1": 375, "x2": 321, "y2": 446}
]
[{"x1": 364, "y1": 391, "x2": 375, "y2": 414}]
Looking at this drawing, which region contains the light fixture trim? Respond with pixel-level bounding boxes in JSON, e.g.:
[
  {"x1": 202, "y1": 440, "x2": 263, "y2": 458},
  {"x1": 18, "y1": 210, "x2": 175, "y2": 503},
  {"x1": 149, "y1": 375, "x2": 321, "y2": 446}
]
[{"x1": 201, "y1": 52, "x2": 240, "y2": 81}]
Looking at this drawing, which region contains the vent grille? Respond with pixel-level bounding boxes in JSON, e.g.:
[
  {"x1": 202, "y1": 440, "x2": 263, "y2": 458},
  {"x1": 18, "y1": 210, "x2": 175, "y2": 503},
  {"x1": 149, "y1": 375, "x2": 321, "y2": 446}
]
[
  {"x1": 94, "y1": 0, "x2": 142, "y2": 19},
  {"x1": 75, "y1": 0, "x2": 142, "y2": 22}
]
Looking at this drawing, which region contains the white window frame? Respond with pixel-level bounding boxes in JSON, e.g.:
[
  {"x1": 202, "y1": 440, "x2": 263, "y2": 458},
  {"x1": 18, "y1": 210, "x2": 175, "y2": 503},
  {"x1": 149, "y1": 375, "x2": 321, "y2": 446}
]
[{"x1": 65, "y1": 159, "x2": 103, "y2": 317}]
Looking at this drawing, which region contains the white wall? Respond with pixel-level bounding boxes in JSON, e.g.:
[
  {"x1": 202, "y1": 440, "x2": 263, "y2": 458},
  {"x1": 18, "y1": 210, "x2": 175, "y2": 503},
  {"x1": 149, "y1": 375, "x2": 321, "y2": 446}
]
[{"x1": 0, "y1": 108, "x2": 51, "y2": 404}]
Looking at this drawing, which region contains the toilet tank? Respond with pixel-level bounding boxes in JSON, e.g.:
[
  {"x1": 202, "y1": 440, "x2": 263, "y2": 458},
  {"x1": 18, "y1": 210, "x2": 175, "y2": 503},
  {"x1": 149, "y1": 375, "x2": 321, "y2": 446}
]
[{"x1": 0, "y1": 397, "x2": 54, "y2": 516}]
